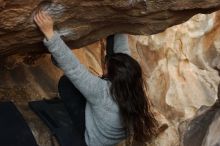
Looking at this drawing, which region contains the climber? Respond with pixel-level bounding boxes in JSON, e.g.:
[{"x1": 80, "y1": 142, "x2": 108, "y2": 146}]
[{"x1": 34, "y1": 10, "x2": 158, "y2": 146}]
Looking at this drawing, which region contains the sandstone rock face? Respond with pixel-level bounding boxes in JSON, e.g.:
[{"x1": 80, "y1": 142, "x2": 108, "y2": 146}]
[
  {"x1": 131, "y1": 11, "x2": 220, "y2": 146},
  {"x1": 1, "y1": 0, "x2": 220, "y2": 59},
  {"x1": 0, "y1": 43, "x2": 104, "y2": 146},
  {"x1": 1, "y1": 1, "x2": 220, "y2": 146},
  {"x1": 1, "y1": 11, "x2": 220, "y2": 146},
  {"x1": 180, "y1": 101, "x2": 220, "y2": 146}
]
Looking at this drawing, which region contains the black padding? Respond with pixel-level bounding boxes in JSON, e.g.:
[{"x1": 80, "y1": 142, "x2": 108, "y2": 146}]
[
  {"x1": 0, "y1": 102, "x2": 38, "y2": 146},
  {"x1": 29, "y1": 98, "x2": 86, "y2": 146}
]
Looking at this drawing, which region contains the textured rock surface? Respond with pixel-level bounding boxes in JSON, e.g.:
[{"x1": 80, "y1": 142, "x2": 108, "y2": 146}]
[
  {"x1": 180, "y1": 100, "x2": 220, "y2": 146},
  {"x1": 1, "y1": 0, "x2": 220, "y2": 59},
  {"x1": 0, "y1": 43, "x2": 105, "y2": 146},
  {"x1": 1, "y1": 1, "x2": 220, "y2": 146},
  {"x1": 202, "y1": 106, "x2": 220, "y2": 146},
  {"x1": 1, "y1": 11, "x2": 220, "y2": 146},
  {"x1": 133, "y1": 11, "x2": 220, "y2": 146}
]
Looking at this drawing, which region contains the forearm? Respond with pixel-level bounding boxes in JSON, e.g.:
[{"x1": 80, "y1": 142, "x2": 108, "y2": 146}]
[
  {"x1": 113, "y1": 34, "x2": 130, "y2": 55},
  {"x1": 43, "y1": 32, "x2": 104, "y2": 104},
  {"x1": 43, "y1": 32, "x2": 80, "y2": 70},
  {"x1": 35, "y1": 11, "x2": 105, "y2": 104}
]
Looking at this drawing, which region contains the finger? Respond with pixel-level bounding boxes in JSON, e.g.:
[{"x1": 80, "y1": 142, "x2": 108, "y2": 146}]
[
  {"x1": 35, "y1": 14, "x2": 43, "y2": 25},
  {"x1": 34, "y1": 19, "x2": 41, "y2": 27},
  {"x1": 45, "y1": 15, "x2": 53, "y2": 22},
  {"x1": 34, "y1": 15, "x2": 39, "y2": 23},
  {"x1": 36, "y1": 9, "x2": 42, "y2": 19},
  {"x1": 41, "y1": 11, "x2": 48, "y2": 20},
  {"x1": 34, "y1": 15, "x2": 38, "y2": 23},
  {"x1": 46, "y1": 15, "x2": 52, "y2": 22},
  {"x1": 34, "y1": 11, "x2": 39, "y2": 21},
  {"x1": 38, "y1": 11, "x2": 45, "y2": 22},
  {"x1": 36, "y1": 13, "x2": 42, "y2": 22},
  {"x1": 43, "y1": 11, "x2": 52, "y2": 21}
]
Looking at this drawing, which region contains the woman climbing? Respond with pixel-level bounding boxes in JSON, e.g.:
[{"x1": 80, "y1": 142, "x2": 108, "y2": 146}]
[{"x1": 34, "y1": 10, "x2": 158, "y2": 146}]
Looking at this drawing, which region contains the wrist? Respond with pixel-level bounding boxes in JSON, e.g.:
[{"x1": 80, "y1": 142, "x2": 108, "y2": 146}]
[{"x1": 45, "y1": 30, "x2": 54, "y2": 40}]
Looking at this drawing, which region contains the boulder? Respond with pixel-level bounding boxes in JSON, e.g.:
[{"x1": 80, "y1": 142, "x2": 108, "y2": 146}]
[
  {"x1": 1, "y1": 0, "x2": 220, "y2": 59},
  {"x1": 1, "y1": 1, "x2": 220, "y2": 146}
]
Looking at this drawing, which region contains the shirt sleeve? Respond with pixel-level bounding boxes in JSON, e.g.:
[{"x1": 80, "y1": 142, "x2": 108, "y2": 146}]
[
  {"x1": 113, "y1": 34, "x2": 131, "y2": 55},
  {"x1": 43, "y1": 32, "x2": 105, "y2": 104}
]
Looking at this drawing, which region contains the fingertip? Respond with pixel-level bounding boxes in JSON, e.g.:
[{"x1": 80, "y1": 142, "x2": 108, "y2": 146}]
[
  {"x1": 41, "y1": 10, "x2": 46, "y2": 15},
  {"x1": 38, "y1": 11, "x2": 42, "y2": 16},
  {"x1": 38, "y1": 12, "x2": 43, "y2": 19},
  {"x1": 34, "y1": 15, "x2": 37, "y2": 20},
  {"x1": 36, "y1": 13, "x2": 39, "y2": 18},
  {"x1": 36, "y1": 9, "x2": 41, "y2": 15},
  {"x1": 36, "y1": 15, "x2": 41, "y2": 23}
]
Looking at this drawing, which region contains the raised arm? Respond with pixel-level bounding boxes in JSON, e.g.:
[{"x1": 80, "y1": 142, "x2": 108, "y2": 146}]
[
  {"x1": 34, "y1": 11, "x2": 104, "y2": 104},
  {"x1": 113, "y1": 34, "x2": 131, "y2": 55}
]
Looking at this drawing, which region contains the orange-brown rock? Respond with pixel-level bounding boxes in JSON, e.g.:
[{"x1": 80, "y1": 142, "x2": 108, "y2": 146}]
[
  {"x1": 1, "y1": 0, "x2": 220, "y2": 59},
  {"x1": 2, "y1": 1, "x2": 220, "y2": 146}
]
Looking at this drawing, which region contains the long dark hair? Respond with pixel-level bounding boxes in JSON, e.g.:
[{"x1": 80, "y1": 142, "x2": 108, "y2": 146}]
[{"x1": 106, "y1": 53, "x2": 158, "y2": 144}]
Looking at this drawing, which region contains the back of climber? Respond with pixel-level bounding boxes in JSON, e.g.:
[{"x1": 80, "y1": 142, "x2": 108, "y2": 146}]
[{"x1": 34, "y1": 10, "x2": 158, "y2": 146}]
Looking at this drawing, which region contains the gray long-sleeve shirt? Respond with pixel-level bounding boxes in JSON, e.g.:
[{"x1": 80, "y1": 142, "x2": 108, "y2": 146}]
[{"x1": 43, "y1": 32, "x2": 130, "y2": 146}]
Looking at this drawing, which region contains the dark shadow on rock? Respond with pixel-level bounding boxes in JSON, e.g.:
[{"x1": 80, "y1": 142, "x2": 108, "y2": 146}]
[{"x1": 180, "y1": 68, "x2": 220, "y2": 146}]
